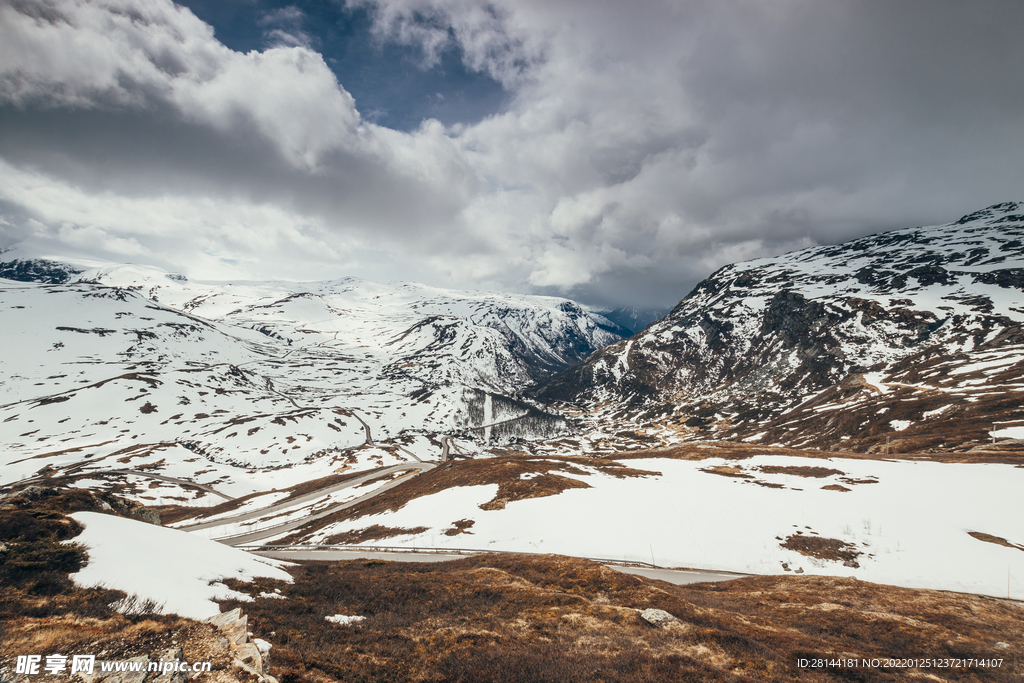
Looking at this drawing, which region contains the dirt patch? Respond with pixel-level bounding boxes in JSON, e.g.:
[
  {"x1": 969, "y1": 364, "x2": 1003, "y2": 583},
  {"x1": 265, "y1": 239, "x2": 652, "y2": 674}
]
[
  {"x1": 757, "y1": 465, "x2": 844, "y2": 478},
  {"x1": 479, "y1": 473, "x2": 591, "y2": 510},
  {"x1": 781, "y1": 534, "x2": 862, "y2": 567},
  {"x1": 612, "y1": 441, "x2": 885, "y2": 462},
  {"x1": 322, "y1": 524, "x2": 429, "y2": 545},
  {"x1": 839, "y1": 477, "x2": 879, "y2": 485},
  {"x1": 443, "y1": 519, "x2": 476, "y2": 536},
  {"x1": 820, "y1": 484, "x2": 851, "y2": 492},
  {"x1": 699, "y1": 465, "x2": 753, "y2": 479},
  {"x1": 968, "y1": 531, "x2": 1024, "y2": 551},
  {"x1": 608, "y1": 435, "x2": 1024, "y2": 466}
]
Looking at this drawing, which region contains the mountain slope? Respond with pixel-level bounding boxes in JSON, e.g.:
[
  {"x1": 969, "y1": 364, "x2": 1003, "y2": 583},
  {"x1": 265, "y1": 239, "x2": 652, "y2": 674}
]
[
  {"x1": 0, "y1": 263, "x2": 625, "y2": 501},
  {"x1": 536, "y1": 202, "x2": 1024, "y2": 453},
  {"x1": 0, "y1": 246, "x2": 84, "y2": 283},
  {"x1": 73, "y1": 264, "x2": 626, "y2": 394}
]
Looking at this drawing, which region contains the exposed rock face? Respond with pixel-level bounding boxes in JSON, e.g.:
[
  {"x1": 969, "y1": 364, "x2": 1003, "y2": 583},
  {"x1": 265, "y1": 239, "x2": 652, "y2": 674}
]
[
  {"x1": 0, "y1": 486, "x2": 160, "y2": 525},
  {"x1": 536, "y1": 203, "x2": 1024, "y2": 450},
  {"x1": 0, "y1": 256, "x2": 82, "y2": 284},
  {"x1": 639, "y1": 608, "x2": 681, "y2": 628},
  {"x1": 203, "y1": 608, "x2": 277, "y2": 683}
]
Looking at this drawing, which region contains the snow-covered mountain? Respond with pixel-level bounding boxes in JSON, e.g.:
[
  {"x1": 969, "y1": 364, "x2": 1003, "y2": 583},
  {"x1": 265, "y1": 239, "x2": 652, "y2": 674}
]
[
  {"x1": 72, "y1": 263, "x2": 626, "y2": 393},
  {"x1": 537, "y1": 202, "x2": 1024, "y2": 453},
  {"x1": 0, "y1": 257, "x2": 624, "y2": 499},
  {"x1": 0, "y1": 245, "x2": 84, "y2": 283}
]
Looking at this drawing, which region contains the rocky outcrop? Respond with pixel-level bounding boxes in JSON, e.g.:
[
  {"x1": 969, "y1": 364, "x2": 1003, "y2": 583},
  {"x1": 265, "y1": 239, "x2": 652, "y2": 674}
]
[
  {"x1": 203, "y1": 609, "x2": 277, "y2": 683},
  {"x1": 0, "y1": 257, "x2": 82, "y2": 284},
  {"x1": 639, "y1": 608, "x2": 681, "y2": 628}
]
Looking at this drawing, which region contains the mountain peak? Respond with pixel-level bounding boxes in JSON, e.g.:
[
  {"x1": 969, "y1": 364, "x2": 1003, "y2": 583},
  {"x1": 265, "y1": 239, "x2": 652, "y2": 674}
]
[
  {"x1": 955, "y1": 201, "x2": 1023, "y2": 225},
  {"x1": 535, "y1": 204, "x2": 1024, "y2": 454}
]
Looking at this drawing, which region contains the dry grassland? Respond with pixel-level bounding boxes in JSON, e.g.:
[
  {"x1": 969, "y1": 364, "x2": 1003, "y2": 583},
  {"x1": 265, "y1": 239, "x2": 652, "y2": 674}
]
[
  {"x1": 2, "y1": 485, "x2": 1021, "y2": 682},
  {"x1": 220, "y1": 553, "x2": 1022, "y2": 682}
]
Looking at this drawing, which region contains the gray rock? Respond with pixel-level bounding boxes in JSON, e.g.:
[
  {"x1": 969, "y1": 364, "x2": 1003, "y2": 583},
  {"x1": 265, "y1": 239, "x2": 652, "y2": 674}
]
[{"x1": 639, "y1": 608, "x2": 678, "y2": 628}]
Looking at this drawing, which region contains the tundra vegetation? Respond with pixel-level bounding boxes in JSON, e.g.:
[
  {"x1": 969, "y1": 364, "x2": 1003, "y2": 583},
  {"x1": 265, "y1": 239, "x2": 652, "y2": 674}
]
[{"x1": 2, "y1": 485, "x2": 1021, "y2": 682}]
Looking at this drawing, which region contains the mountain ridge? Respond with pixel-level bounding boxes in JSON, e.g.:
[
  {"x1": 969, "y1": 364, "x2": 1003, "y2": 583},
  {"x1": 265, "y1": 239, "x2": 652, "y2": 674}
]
[{"x1": 534, "y1": 202, "x2": 1024, "y2": 453}]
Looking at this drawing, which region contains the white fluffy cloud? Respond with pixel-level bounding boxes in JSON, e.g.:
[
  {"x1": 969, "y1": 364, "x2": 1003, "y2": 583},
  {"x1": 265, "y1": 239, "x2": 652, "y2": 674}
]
[{"x1": 1, "y1": 0, "x2": 1023, "y2": 308}]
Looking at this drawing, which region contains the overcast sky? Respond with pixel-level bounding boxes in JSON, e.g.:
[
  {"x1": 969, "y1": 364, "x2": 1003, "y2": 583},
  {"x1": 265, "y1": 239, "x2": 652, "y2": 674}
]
[{"x1": 1, "y1": 0, "x2": 1022, "y2": 310}]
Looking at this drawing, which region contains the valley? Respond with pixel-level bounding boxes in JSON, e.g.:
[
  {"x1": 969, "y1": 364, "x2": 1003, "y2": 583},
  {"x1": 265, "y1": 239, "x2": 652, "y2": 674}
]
[{"x1": 2, "y1": 205, "x2": 1024, "y2": 674}]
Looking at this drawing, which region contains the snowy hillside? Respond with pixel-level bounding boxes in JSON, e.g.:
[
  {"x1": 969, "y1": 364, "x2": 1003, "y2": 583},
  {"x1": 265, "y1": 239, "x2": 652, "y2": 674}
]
[
  {"x1": 538, "y1": 202, "x2": 1024, "y2": 453},
  {"x1": 0, "y1": 261, "x2": 623, "y2": 501},
  {"x1": 261, "y1": 451, "x2": 1024, "y2": 600}
]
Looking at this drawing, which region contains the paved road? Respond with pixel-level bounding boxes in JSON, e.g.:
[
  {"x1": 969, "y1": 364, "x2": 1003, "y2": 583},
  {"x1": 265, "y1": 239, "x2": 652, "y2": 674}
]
[
  {"x1": 610, "y1": 565, "x2": 745, "y2": 585},
  {"x1": 253, "y1": 548, "x2": 744, "y2": 585},
  {"x1": 202, "y1": 462, "x2": 435, "y2": 544}
]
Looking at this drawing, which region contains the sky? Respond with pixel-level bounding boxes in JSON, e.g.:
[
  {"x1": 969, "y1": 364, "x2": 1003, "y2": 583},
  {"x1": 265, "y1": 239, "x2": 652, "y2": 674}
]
[{"x1": 1, "y1": 0, "x2": 1023, "y2": 311}]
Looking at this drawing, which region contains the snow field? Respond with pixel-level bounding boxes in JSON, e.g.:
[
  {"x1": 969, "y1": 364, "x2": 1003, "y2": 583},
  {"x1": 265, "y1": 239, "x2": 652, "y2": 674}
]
[
  {"x1": 302, "y1": 456, "x2": 1024, "y2": 599},
  {"x1": 68, "y1": 512, "x2": 293, "y2": 620}
]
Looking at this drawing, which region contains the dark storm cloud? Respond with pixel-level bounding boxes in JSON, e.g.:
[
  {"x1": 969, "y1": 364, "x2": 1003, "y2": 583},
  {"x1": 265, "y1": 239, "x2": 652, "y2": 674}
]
[{"x1": 0, "y1": 0, "x2": 1022, "y2": 306}]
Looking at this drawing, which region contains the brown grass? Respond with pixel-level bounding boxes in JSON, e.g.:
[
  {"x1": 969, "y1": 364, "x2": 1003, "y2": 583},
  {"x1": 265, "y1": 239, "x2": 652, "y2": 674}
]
[
  {"x1": 3, "y1": 483, "x2": 1022, "y2": 682},
  {"x1": 610, "y1": 438, "x2": 1024, "y2": 465},
  {"x1": 322, "y1": 524, "x2": 429, "y2": 545},
  {"x1": 758, "y1": 466, "x2": 844, "y2": 478},
  {"x1": 0, "y1": 614, "x2": 248, "y2": 683},
  {"x1": 968, "y1": 531, "x2": 1024, "y2": 551},
  {"x1": 699, "y1": 465, "x2": 753, "y2": 479},
  {"x1": 781, "y1": 534, "x2": 862, "y2": 566},
  {"x1": 218, "y1": 554, "x2": 1023, "y2": 682}
]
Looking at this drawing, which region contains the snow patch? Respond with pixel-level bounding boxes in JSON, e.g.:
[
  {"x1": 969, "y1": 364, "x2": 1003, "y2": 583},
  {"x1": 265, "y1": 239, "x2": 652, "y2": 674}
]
[
  {"x1": 325, "y1": 614, "x2": 365, "y2": 625},
  {"x1": 68, "y1": 512, "x2": 293, "y2": 619}
]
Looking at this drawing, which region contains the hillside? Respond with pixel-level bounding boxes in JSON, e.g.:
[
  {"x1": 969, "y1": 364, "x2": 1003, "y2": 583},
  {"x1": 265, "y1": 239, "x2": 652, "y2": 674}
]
[
  {"x1": 2, "y1": 487, "x2": 1020, "y2": 682},
  {"x1": 0, "y1": 261, "x2": 623, "y2": 503},
  {"x1": 536, "y1": 202, "x2": 1024, "y2": 454}
]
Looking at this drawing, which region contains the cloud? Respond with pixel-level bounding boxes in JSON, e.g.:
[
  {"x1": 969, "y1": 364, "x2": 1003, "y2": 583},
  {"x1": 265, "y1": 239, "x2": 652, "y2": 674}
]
[
  {"x1": 258, "y1": 5, "x2": 315, "y2": 49},
  {"x1": 0, "y1": 0, "x2": 478, "y2": 259},
  {"x1": 1, "y1": 0, "x2": 1023, "y2": 309},
  {"x1": 363, "y1": 0, "x2": 1024, "y2": 306}
]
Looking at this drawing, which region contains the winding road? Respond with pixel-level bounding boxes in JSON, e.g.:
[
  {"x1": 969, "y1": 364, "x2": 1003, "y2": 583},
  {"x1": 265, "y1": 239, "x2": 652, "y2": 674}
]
[
  {"x1": 185, "y1": 462, "x2": 435, "y2": 545},
  {"x1": 250, "y1": 548, "x2": 743, "y2": 586}
]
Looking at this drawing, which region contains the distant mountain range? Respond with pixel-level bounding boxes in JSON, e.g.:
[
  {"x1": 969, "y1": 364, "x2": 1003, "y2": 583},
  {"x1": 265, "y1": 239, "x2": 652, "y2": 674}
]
[
  {"x1": 4, "y1": 202, "x2": 1023, "y2": 493},
  {"x1": 0, "y1": 254, "x2": 625, "y2": 494},
  {"x1": 536, "y1": 202, "x2": 1024, "y2": 454}
]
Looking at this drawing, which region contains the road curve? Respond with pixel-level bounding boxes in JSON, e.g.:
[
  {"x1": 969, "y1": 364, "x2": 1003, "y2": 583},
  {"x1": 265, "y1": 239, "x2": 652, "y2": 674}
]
[
  {"x1": 252, "y1": 548, "x2": 745, "y2": 585},
  {"x1": 196, "y1": 462, "x2": 435, "y2": 545}
]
